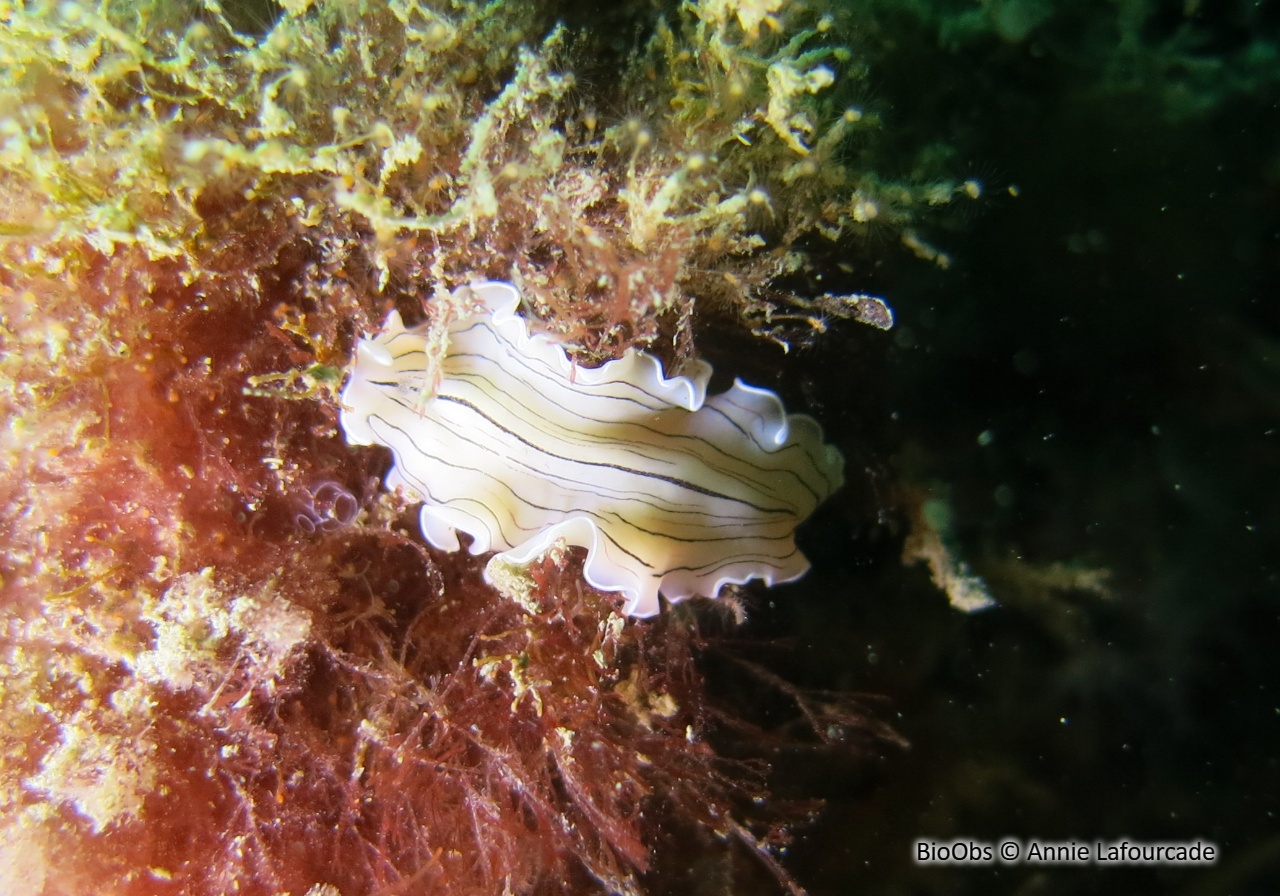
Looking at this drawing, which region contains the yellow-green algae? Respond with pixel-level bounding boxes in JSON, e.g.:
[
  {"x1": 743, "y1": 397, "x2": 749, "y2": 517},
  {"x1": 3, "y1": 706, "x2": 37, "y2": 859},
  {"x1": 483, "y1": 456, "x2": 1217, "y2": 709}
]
[
  {"x1": 1, "y1": 0, "x2": 972, "y2": 351},
  {"x1": 0, "y1": 1, "x2": 976, "y2": 893}
]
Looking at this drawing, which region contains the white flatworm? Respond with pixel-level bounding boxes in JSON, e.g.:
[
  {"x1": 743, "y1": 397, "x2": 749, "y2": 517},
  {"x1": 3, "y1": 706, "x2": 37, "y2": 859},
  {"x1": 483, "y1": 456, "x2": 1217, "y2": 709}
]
[{"x1": 339, "y1": 281, "x2": 843, "y2": 617}]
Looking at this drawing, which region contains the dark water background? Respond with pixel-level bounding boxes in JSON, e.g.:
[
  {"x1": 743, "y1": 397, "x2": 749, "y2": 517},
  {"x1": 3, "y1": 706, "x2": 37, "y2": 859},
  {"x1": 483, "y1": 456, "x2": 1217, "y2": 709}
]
[{"x1": 732, "y1": 3, "x2": 1280, "y2": 894}]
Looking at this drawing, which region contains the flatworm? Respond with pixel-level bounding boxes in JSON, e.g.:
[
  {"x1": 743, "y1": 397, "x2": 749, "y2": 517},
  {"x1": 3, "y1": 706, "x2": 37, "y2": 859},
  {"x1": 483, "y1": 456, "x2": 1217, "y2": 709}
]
[{"x1": 340, "y1": 281, "x2": 843, "y2": 617}]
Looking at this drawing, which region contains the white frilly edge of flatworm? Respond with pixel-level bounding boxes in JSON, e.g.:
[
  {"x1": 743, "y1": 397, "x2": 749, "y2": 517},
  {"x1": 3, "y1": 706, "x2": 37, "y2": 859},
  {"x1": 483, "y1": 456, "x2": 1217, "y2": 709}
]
[
  {"x1": 343, "y1": 281, "x2": 832, "y2": 617},
  {"x1": 460, "y1": 281, "x2": 802, "y2": 449},
  {"x1": 463, "y1": 281, "x2": 713, "y2": 410}
]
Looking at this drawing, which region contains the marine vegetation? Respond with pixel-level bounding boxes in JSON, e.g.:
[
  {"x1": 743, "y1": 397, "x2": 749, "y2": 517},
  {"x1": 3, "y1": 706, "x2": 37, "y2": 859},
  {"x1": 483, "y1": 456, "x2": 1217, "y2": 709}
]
[{"x1": 0, "y1": 0, "x2": 974, "y2": 893}]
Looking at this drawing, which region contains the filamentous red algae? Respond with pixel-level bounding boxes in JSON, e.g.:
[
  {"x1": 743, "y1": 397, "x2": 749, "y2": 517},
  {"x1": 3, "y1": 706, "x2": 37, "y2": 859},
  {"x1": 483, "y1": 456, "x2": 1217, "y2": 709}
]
[{"x1": 0, "y1": 1, "x2": 972, "y2": 893}]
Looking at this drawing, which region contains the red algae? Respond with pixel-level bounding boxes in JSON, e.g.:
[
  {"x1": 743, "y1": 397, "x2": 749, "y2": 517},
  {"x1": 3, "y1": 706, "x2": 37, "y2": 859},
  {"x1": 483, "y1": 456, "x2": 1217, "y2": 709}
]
[{"x1": 0, "y1": 1, "x2": 959, "y2": 893}]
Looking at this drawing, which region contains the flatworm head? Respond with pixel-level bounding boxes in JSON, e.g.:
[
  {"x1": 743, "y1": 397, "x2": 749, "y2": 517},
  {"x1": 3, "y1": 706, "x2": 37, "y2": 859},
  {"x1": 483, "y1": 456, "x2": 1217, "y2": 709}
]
[{"x1": 340, "y1": 281, "x2": 844, "y2": 617}]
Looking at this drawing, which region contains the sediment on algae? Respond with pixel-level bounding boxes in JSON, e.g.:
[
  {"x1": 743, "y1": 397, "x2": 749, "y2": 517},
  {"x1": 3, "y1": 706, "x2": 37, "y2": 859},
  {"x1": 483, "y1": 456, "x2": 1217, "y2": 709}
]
[{"x1": 0, "y1": 1, "x2": 968, "y2": 893}]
